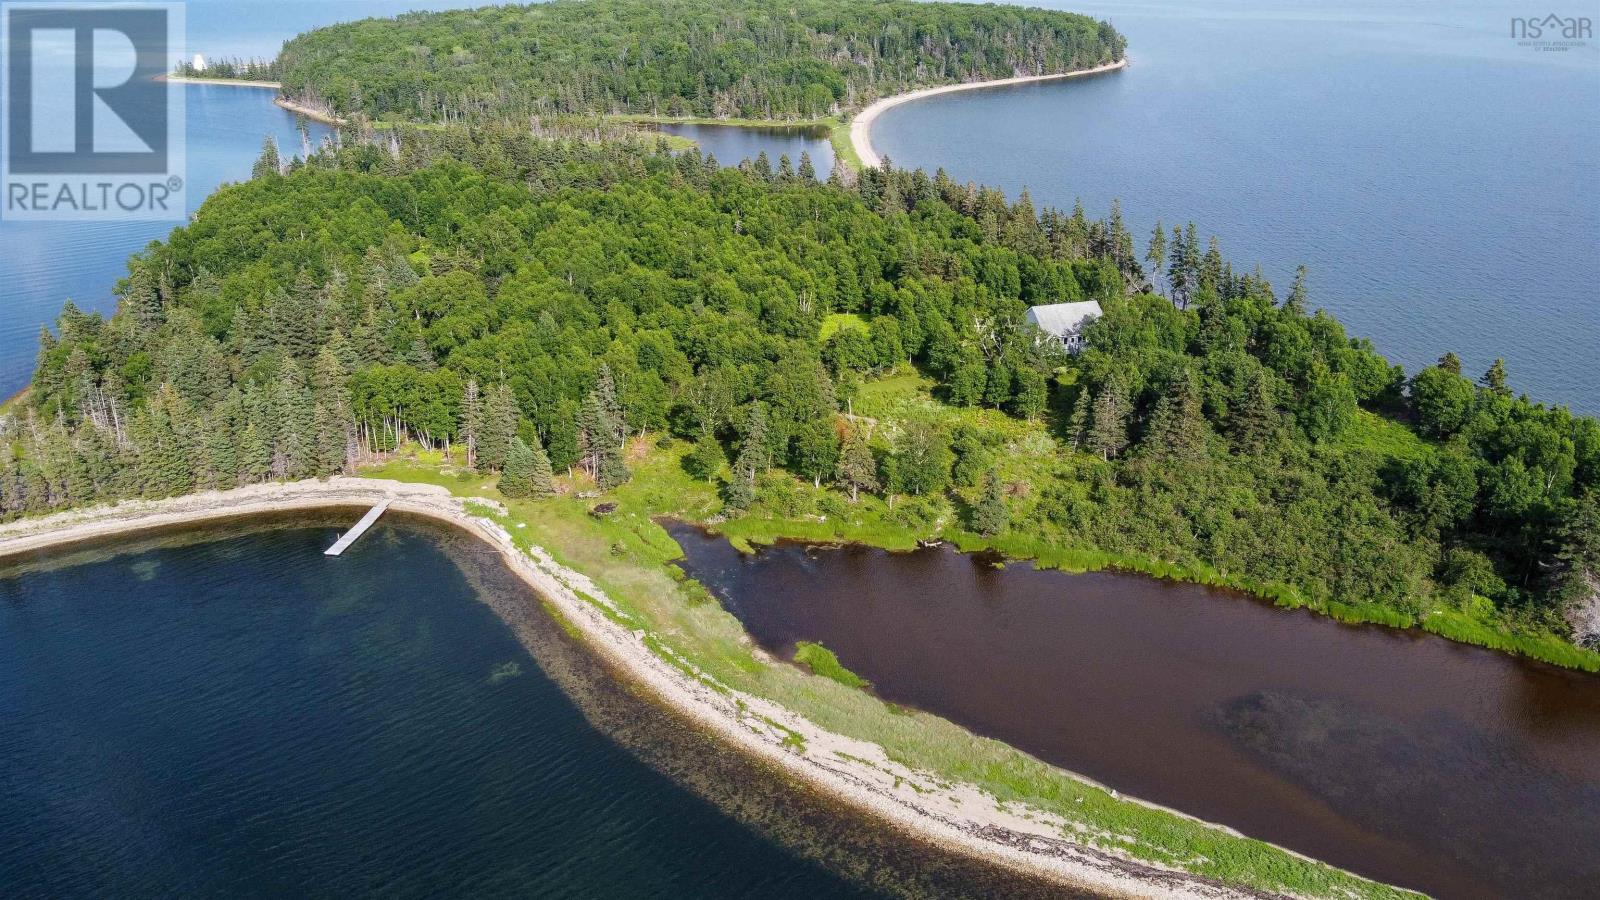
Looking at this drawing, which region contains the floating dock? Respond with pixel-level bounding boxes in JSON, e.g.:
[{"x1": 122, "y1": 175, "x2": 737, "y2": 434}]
[{"x1": 324, "y1": 500, "x2": 391, "y2": 556}]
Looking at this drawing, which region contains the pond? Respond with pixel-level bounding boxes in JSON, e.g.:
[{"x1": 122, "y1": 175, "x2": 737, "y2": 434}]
[{"x1": 670, "y1": 523, "x2": 1600, "y2": 899}]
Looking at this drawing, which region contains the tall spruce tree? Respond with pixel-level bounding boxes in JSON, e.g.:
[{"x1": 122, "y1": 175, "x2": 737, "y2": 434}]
[
  {"x1": 479, "y1": 383, "x2": 519, "y2": 471},
  {"x1": 1231, "y1": 370, "x2": 1277, "y2": 454},
  {"x1": 972, "y1": 471, "x2": 1010, "y2": 536},
  {"x1": 525, "y1": 430, "x2": 555, "y2": 498},
  {"x1": 252, "y1": 136, "x2": 282, "y2": 179},
  {"x1": 499, "y1": 437, "x2": 536, "y2": 498},
  {"x1": 1089, "y1": 382, "x2": 1130, "y2": 460}
]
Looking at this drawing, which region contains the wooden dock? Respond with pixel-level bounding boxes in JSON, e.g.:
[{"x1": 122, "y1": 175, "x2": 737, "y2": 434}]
[{"x1": 324, "y1": 500, "x2": 391, "y2": 556}]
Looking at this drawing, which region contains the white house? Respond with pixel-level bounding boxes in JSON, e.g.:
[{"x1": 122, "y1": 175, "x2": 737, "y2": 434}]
[{"x1": 1025, "y1": 300, "x2": 1102, "y2": 353}]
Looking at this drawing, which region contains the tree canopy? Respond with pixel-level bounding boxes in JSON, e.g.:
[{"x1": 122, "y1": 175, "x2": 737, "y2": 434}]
[
  {"x1": 271, "y1": 0, "x2": 1125, "y2": 121},
  {"x1": 10, "y1": 122, "x2": 1598, "y2": 661}
]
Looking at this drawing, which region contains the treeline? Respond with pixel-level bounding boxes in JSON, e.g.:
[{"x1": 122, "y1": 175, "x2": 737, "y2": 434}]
[
  {"x1": 272, "y1": 0, "x2": 1125, "y2": 122},
  {"x1": 172, "y1": 56, "x2": 280, "y2": 81},
  {"x1": 10, "y1": 125, "x2": 1597, "y2": 652}
]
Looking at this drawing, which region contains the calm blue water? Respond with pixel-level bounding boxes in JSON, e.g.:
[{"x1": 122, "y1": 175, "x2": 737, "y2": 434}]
[
  {"x1": 872, "y1": 0, "x2": 1600, "y2": 413},
  {"x1": 655, "y1": 124, "x2": 836, "y2": 176},
  {"x1": 0, "y1": 516, "x2": 902, "y2": 898},
  {"x1": 0, "y1": 87, "x2": 330, "y2": 393},
  {"x1": 0, "y1": 0, "x2": 486, "y2": 395}
]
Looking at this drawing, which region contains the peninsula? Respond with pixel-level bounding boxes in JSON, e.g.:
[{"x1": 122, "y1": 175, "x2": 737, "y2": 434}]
[
  {"x1": 11, "y1": 0, "x2": 1596, "y2": 896},
  {"x1": 258, "y1": 0, "x2": 1127, "y2": 168}
]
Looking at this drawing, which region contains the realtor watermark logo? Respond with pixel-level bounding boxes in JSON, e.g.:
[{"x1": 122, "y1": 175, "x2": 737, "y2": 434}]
[
  {"x1": 1511, "y1": 13, "x2": 1592, "y2": 51},
  {"x1": 2, "y1": 2, "x2": 185, "y2": 220}
]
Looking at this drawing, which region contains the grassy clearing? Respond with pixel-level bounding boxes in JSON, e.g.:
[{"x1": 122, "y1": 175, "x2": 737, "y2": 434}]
[
  {"x1": 1334, "y1": 409, "x2": 1432, "y2": 462},
  {"x1": 820, "y1": 312, "x2": 869, "y2": 340},
  {"x1": 362, "y1": 444, "x2": 1417, "y2": 899}
]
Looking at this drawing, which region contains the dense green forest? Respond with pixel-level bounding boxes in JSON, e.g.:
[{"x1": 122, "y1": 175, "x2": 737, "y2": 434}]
[
  {"x1": 9, "y1": 125, "x2": 1598, "y2": 660},
  {"x1": 268, "y1": 0, "x2": 1125, "y2": 122}
]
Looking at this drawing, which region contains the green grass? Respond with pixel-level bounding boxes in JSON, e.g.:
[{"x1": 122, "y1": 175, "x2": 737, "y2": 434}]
[
  {"x1": 1421, "y1": 608, "x2": 1600, "y2": 672},
  {"x1": 829, "y1": 117, "x2": 863, "y2": 171},
  {"x1": 794, "y1": 641, "x2": 870, "y2": 689},
  {"x1": 1334, "y1": 409, "x2": 1431, "y2": 462},
  {"x1": 819, "y1": 312, "x2": 869, "y2": 340}
]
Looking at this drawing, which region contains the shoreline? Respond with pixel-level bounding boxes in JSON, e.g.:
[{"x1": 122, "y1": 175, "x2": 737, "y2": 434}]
[
  {"x1": 274, "y1": 96, "x2": 345, "y2": 126},
  {"x1": 160, "y1": 74, "x2": 282, "y2": 89},
  {"x1": 850, "y1": 59, "x2": 1129, "y2": 170},
  {"x1": 0, "y1": 478, "x2": 1316, "y2": 899}
]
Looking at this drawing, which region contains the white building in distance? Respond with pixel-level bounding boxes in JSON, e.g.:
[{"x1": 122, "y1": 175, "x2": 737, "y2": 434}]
[{"x1": 1025, "y1": 301, "x2": 1102, "y2": 353}]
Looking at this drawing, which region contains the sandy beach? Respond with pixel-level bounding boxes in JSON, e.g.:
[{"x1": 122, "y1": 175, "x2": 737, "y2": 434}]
[
  {"x1": 850, "y1": 59, "x2": 1129, "y2": 170},
  {"x1": 160, "y1": 74, "x2": 282, "y2": 89},
  {"x1": 0, "y1": 477, "x2": 1286, "y2": 898}
]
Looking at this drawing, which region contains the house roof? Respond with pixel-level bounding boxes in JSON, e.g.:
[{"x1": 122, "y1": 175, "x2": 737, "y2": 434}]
[{"x1": 1025, "y1": 301, "x2": 1102, "y2": 336}]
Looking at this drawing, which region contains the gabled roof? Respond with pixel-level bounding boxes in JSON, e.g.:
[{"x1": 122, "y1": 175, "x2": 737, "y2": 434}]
[{"x1": 1024, "y1": 301, "x2": 1102, "y2": 336}]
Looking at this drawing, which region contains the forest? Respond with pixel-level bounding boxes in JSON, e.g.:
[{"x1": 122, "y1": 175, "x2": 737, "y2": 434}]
[
  {"x1": 9, "y1": 124, "x2": 1598, "y2": 660},
  {"x1": 267, "y1": 0, "x2": 1125, "y2": 122}
]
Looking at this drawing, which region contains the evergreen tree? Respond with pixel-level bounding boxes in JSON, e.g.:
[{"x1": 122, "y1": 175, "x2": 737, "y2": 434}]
[
  {"x1": 479, "y1": 383, "x2": 519, "y2": 470},
  {"x1": 1067, "y1": 389, "x2": 1091, "y2": 450},
  {"x1": 252, "y1": 135, "x2": 282, "y2": 179},
  {"x1": 499, "y1": 437, "x2": 536, "y2": 498},
  {"x1": 133, "y1": 385, "x2": 193, "y2": 497},
  {"x1": 1089, "y1": 382, "x2": 1130, "y2": 460},
  {"x1": 525, "y1": 430, "x2": 555, "y2": 497},
  {"x1": 313, "y1": 402, "x2": 347, "y2": 474},
  {"x1": 835, "y1": 423, "x2": 877, "y2": 501},
  {"x1": 1146, "y1": 372, "x2": 1206, "y2": 459},
  {"x1": 1439, "y1": 351, "x2": 1463, "y2": 375},
  {"x1": 239, "y1": 416, "x2": 272, "y2": 484},
  {"x1": 730, "y1": 404, "x2": 770, "y2": 496},
  {"x1": 1230, "y1": 370, "x2": 1277, "y2": 454},
  {"x1": 578, "y1": 366, "x2": 629, "y2": 488},
  {"x1": 1285, "y1": 265, "x2": 1309, "y2": 315},
  {"x1": 1551, "y1": 494, "x2": 1600, "y2": 648},
  {"x1": 595, "y1": 440, "x2": 630, "y2": 490},
  {"x1": 202, "y1": 410, "x2": 239, "y2": 488},
  {"x1": 1481, "y1": 358, "x2": 1511, "y2": 396},
  {"x1": 797, "y1": 151, "x2": 816, "y2": 181},
  {"x1": 1145, "y1": 221, "x2": 1166, "y2": 295},
  {"x1": 121, "y1": 263, "x2": 163, "y2": 331},
  {"x1": 972, "y1": 471, "x2": 1009, "y2": 536}
]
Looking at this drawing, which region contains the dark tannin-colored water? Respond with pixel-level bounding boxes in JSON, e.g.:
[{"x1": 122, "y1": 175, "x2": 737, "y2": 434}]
[
  {"x1": 669, "y1": 524, "x2": 1600, "y2": 900},
  {"x1": 0, "y1": 514, "x2": 1072, "y2": 900}
]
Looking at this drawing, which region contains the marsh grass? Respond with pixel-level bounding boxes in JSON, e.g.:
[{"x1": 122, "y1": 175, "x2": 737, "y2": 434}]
[{"x1": 794, "y1": 642, "x2": 870, "y2": 690}]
